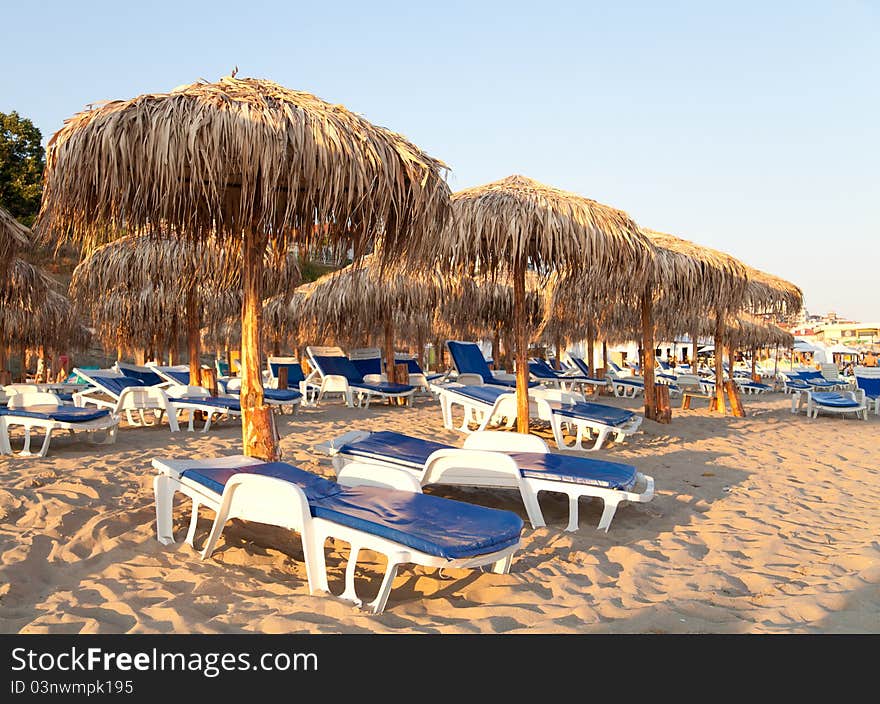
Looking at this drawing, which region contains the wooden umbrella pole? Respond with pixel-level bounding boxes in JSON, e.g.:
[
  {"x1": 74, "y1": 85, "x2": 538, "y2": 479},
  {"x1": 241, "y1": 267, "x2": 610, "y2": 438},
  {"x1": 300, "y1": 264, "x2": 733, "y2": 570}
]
[
  {"x1": 640, "y1": 290, "x2": 657, "y2": 421},
  {"x1": 513, "y1": 258, "x2": 530, "y2": 434},
  {"x1": 554, "y1": 336, "x2": 563, "y2": 369},
  {"x1": 493, "y1": 327, "x2": 501, "y2": 370},
  {"x1": 240, "y1": 228, "x2": 278, "y2": 461},
  {"x1": 691, "y1": 328, "x2": 699, "y2": 372},
  {"x1": 602, "y1": 340, "x2": 608, "y2": 376},
  {"x1": 751, "y1": 345, "x2": 758, "y2": 381},
  {"x1": 773, "y1": 343, "x2": 779, "y2": 377},
  {"x1": 713, "y1": 312, "x2": 726, "y2": 413},
  {"x1": 586, "y1": 330, "x2": 595, "y2": 375},
  {"x1": 383, "y1": 318, "x2": 395, "y2": 383},
  {"x1": 185, "y1": 288, "x2": 201, "y2": 386}
]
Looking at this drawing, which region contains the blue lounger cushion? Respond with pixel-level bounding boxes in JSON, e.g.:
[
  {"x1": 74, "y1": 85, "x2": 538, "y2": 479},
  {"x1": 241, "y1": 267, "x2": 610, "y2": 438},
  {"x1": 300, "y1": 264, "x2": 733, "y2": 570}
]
[
  {"x1": 269, "y1": 362, "x2": 306, "y2": 384},
  {"x1": 445, "y1": 385, "x2": 512, "y2": 405},
  {"x1": 313, "y1": 355, "x2": 414, "y2": 394},
  {"x1": 176, "y1": 396, "x2": 242, "y2": 411},
  {"x1": 118, "y1": 367, "x2": 164, "y2": 387},
  {"x1": 448, "y1": 341, "x2": 537, "y2": 388},
  {"x1": 612, "y1": 377, "x2": 644, "y2": 387},
  {"x1": 335, "y1": 430, "x2": 639, "y2": 492},
  {"x1": 351, "y1": 382, "x2": 413, "y2": 395},
  {"x1": 181, "y1": 462, "x2": 523, "y2": 559},
  {"x1": 225, "y1": 388, "x2": 302, "y2": 402},
  {"x1": 552, "y1": 401, "x2": 636, "y2": 427},
  {"x1": 0, "y1": 405, "x2": 111, "y2": 423},
  {"x1": 88, "y1": 375, "x2": 146, "y2": 397},
  {"x1": 164, "y1": 369, "x2": 191, "y2": 385},
  {"x1": 809, "y1": 392, "x2": 861, "y2": 408},
  {"x1": 856, "y1": 377, "x2": 880, "y2": 399}
]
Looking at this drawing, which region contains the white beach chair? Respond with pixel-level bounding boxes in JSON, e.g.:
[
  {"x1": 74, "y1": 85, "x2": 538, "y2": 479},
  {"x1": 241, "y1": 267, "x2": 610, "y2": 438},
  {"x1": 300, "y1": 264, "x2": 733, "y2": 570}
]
[
  {"x1": 304, "y1": 346, "x2": 415, "y2": 408},
  {"x1": 790, "y1": 388, "x2": 868, "y2": 420},
  {"x1": 151, "y1": 454, "x2": 522, "y2": 614},
  {"x1": 319, "y1": 428, "x2": 655, "y2": 532},
  {"x1": 0, "y1": 391, "x2": 119, "y2": 457},
  {"x1": 72, "y1": 367, "x2": 180, "y2": 431},
  {"x1": 854, "y1": 368, "x2": 880, "y2": 415}
]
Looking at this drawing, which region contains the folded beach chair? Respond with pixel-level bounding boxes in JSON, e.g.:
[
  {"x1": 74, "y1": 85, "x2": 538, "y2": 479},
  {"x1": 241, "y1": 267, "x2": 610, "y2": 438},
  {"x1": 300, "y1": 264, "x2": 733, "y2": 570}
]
[
  {"x1": 72, "y1": 367, "x2": 180, "y2": 431},
  {"x1": 446, "y1": 340, "x2": 537, "y2": 389},
  {"x1": 304, "y1": 346, "x2": 415, "y2": 408},
  {"x1": 0, "y1": 391, "x2": 119, "y2": 457},
  {"x1": 790, "y1": 389, "x2": 867, "y2": 420},
  {"x1": 319, "y1": 429, "x2": 654, "y2": 532},
  {"x1": 152, "y1": 454, "x2": 522, "y2": 614}
]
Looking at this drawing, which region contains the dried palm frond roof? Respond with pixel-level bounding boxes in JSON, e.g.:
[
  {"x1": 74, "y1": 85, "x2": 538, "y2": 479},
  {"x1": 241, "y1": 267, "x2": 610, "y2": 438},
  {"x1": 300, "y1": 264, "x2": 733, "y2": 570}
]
[
  {"x1": 69, "y1": 233, "x2": 301, "y2": 299},
  {"x1": 743, "y1": 266, "x2": 803, "y2": 317},
  {"x1": 439, "y1": 269, "x2": 546, "y2": 338},
  {"x1": 37, "y1": 75, "x2": 451, "y2": 261},
  {"x1": 295, "y1": 253, "x2": 442, "y2": 337},
  {"x1": 434, "y1": 175, "x2": 655, "y2": 287},
  {"x1": 0, "y1": 207, "x2": 31, "y2": 277},
  {"x1": 0, "y1": 288, "x2": 89, "y2": 350},
  {"x1": 0, "y1": 257, "x2": 57, "y2": 308}
]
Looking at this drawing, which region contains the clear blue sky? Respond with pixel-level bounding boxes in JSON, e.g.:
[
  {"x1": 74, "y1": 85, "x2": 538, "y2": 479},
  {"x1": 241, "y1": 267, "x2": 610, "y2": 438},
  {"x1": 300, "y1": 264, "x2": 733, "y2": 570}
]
[{"x1": 3, "y1": 1, "x2": 877, "y2": 320}]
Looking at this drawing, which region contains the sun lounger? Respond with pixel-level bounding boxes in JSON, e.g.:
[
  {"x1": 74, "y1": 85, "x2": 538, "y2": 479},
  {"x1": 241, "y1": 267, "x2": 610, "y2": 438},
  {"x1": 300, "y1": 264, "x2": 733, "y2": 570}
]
[
  {"x1": 151, "y1": 454, "x2": 522, "y2": 614},
  {"x1": 72, "y1": 367, "x2": 180, "y2": 431},
  {"x1": 790, "y1": 389, "x2": 867, "y2": 420},
  {"x1": 304, "y1": 346, "x2": 415, "y2": 408},
  {"x1": 854, "y1": 369, "x2": 880, "y2": 415},
  {"x1": 116, "y1": 361, "x2": 167, "y2": 387},
  {"x1": 446, "y1": 340, "x2": 537, "y2": 389},
  {"x1": 161, "y1": 385, "x2": 242, "y2": 432},
  {"x1": 220, "y1": 377, "x2": 303, "y2": 413},
  {"x1": 319, "y1": 429, "x2": 655, "y2": 532},
  {"x1": 528, "y1": 357, "x2": 604, "y2": 394},
  {"x1": 733, "y1": 377, "x2": 773, "y2": 395},
  {"x1": 0, "y1": 391, "x2": 119, "y2": 457},
  {"x1": 347, "y1": 348, "x2": 444, "y2": 396},
  {"x1": 436, "y1": 384, "x2": 642, "y2": 451},
  {"x1": 566, "y1": 356, "x2": 612, "y2": 393},
  {"x1": 605, "y1": 369, "x2": 645, "y2": 398},
  {"x1": 783, "y1": 370, "x2": 847, "y2": 394}
]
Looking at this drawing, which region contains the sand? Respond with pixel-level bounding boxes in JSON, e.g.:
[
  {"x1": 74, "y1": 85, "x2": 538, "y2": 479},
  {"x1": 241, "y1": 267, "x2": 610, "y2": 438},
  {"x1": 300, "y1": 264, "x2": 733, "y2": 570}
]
[{"x1": 1, "y1": 389, "x2": 878, "y2": 634}]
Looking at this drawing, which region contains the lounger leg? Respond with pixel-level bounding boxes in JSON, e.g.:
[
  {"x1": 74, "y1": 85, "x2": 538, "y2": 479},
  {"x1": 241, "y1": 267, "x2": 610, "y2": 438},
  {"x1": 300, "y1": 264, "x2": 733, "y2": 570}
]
[
  {"x1": 202, "y1": 413, "x2": 214, "y2": 433},
  {"x1": 185, "y1": 500, "x2": 202, "y2": 546},
  {"x1": 153, "y1": 475, "x2": 176, "y2": 545},
  {"x1": 566, "y1": 493, "x2": 581, "y2": 532},
  {"x1": 596, "y1": 497, "x2": 622, "y2": 532},
  {"x1": 199, "y1": 502, "x2": 232, "y2": 560},
  {"x1": 492, "y1": 553, "x2": 513, "y2": 574},
  {"x1": 36, "y1": 428, "x2": 53, "y2": 458},
  {"x1": 307, "y1": 526, "x2": 331, "y2": 594},
  {"x1": 338, "y1": 544, "x2": 364, "y2": 608},
  {"x1": 551, "y1": 418, "x2": 569, "y2": 451},
  {"x1": 519, "y1": 486, "x2": 546, "y2": 529},
  {"x1": 21, "y1": 427, "x2": 33, "y2": 456},
  {"x1": 367, "y1": 557, "x2": 404, "y2": 615},
  {"x1": 0, "y1": 418, "x2": 11, "y2": 455}
]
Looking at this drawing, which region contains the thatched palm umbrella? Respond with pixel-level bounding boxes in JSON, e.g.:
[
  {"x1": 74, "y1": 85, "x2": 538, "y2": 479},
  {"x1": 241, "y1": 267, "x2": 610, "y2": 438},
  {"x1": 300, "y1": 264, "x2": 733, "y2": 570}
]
[
  {"x1": 70, "y1": 234, "x2": 301, "y2": 379},
  {"x1": 37, "y1": 74, "x2": 451, "y2": 460},
  {"x1": 0, "y1": 207, "x2": 30, "y2": 280},
  {"x1": 744, "y1": 267, "x2": 803, "y2": 318},
  {"x1": 0, "y1": 257, "x2": 57, "y2": 373},
  {"x1": 439, "y1": 270, "x2": 546, "y2": 371},
  {"x1": 295, "y1": 253, "x2": 442, "y2": 380},
  {"x1": 433, "y1": 175, "x2": 654, "y2": 433}
]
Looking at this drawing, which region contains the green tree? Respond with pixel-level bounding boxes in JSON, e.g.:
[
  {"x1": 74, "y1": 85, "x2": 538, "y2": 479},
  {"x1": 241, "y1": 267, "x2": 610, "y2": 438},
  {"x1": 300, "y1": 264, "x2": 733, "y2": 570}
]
[{"x1": 0, "y1": 111, "x2": 45, "y2": 226}]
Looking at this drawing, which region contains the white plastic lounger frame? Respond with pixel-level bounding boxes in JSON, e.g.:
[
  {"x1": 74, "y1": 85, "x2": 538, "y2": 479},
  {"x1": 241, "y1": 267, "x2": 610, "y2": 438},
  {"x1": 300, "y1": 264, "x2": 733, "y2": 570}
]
[
  {"x1": 790, "y1": 389, "x2": 868, "y2": 420},
  {"x1": 152, "y1": 455, "x2": 516, "y2": 614},
  {"x1": 327, "y1": 430, "x2": 655, "y2": 532},
  {"x1": 305, "y1": 345, "x2": 414, "y2": 408},
  {"x1": 72, "y1": 367, "x2": 180, "y2": 431},
  {"x1": 437, "y1": 384, "x2": 519, "y2": 433},
  {"x1": 0, "y1": 392, "x2": 119, "y2": 457},
  {"x1": 164, "y1": 386, "x2": 242, "y2": 432},
  {"x1": 530, "y1": 388, "x2": 644, "y2": 452},
  {"x1": 605, "y1": 370, "x2": 644, "y2": 398}
]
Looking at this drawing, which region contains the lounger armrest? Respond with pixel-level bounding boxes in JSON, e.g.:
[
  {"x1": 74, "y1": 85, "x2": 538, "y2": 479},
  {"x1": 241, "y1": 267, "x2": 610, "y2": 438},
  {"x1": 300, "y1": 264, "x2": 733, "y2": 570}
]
[
  {"x1": 455, "y1": 373, "x2": 484, "y2": 386},
  {"x1": 490, "y1": 371, "x2": 516, "y2": 382},
  {"x1": 336, "y1": 462, "x2": 423, "y2": 493},
  {"x1": 362, "y1": 373, "x2": 385, "y2": 384}
]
